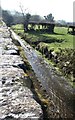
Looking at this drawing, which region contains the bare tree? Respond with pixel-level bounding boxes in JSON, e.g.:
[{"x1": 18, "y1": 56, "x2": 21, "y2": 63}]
[{"x1": 19, "y1": 4, "x2": 31, "y2": 32}]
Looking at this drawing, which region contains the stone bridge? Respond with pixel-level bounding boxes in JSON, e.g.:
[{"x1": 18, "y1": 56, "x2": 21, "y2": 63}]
[{"x1": 28, "y1": 21, "x2": 75, "y2": 33}]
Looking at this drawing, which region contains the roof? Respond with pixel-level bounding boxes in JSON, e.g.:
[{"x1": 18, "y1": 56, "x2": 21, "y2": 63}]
[
  {"x1": 29, "y1": 20, "x2": 56, "y2": 25},
  {"x1": 28, "y1": 21, "x2": 75, "y2": 28}
]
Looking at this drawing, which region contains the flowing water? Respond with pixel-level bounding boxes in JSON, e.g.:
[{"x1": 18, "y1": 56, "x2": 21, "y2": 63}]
[{"x1": 12, "y1": 30, "x2": 75, "y2": 119}]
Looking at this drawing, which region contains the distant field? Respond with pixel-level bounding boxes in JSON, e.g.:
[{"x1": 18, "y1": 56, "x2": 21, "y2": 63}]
[
  {"x1": 40, "y1": 27, "x2": 74, "y2": 51},
  {"x1": 11, "y1": 24, "x2": 74, "y2": 51}
]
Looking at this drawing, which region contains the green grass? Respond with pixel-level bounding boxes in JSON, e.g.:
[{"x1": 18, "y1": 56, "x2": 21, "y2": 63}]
[
  {"x1": 11, "y1": 24, "x2": 24, "y2": 34},
  {"x1": 12, "y1": 24, "x2": 23, "y2": 30},
  {"x1": 11, "y1": 24, "x2": 75, "y2": 86},
  {"x1": 40, "y1": 27, "x2": 74, "y2": 51},
  {"x1": 11, "y1": 24, "x2": 74, "y2": 51}
]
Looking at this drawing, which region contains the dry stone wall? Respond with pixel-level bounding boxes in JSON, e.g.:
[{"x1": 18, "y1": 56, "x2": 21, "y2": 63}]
[{"x1": 0, "y1": 21, "x2": 43, "y2": 120}]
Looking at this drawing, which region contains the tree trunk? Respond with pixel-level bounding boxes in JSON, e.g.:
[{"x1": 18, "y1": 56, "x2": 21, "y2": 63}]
[{"x1": 24, "y1": 22, "x2": 28, "y2": 32}]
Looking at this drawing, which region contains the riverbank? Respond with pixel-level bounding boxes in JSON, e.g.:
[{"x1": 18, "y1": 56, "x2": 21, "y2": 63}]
[
  {"x1": 11, "y1": 26, "x2": 75, "y2": 119},
  {"x1": 11, "y1": 24, "x2": 75, "y2": 84}
]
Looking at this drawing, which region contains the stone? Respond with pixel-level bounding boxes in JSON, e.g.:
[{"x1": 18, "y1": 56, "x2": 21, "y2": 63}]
[{"x1": 0, "y1": 22, "x2": 43, "y2": 119}]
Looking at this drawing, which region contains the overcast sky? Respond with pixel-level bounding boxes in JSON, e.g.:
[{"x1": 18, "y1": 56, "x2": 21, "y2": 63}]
[{"x1": 1, "y1": 0, "x2": 74, "y2": 22}]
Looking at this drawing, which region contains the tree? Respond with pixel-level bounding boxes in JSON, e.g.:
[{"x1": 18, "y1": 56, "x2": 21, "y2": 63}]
[
  {"x1": 2, "y1": 10, "x2": 13, "y2": 26},
  {"x1": 12, "y1": 11, "x2": 24, "y2": 25},
  {"x1": 30, "y1": 15, "x2": 43, "y2": 22},
  {"x1": 57, "y1": 20, "x2": 67, "y2": 25},
  {"x1": 19, "y1": 4, "x2": 31, "y2": 32},
  {"x1": 44, "y1": 13, "x2": 54, "y2": 22},
  {"x1": 22, "y1": 13, "x2": 31, "y2": 31}
]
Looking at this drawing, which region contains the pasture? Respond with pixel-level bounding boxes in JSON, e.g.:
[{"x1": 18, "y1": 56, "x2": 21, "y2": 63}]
[{"x1": 11, "y1": 24, "x2": 74, "y2": 51}]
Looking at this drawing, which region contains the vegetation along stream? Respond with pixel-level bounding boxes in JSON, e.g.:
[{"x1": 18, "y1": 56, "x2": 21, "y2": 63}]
[
  {"x1": 1, "y1": 2, "x2": 75, "y2": 119},
  {"x1": 11, "y1": 29, "x2": 75, "y2": 119}
]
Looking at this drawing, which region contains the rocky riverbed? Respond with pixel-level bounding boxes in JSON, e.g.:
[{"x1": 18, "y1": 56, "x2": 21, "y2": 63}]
[{"x1": 0, "y1": 21, "x2": 43, "y2": 120}]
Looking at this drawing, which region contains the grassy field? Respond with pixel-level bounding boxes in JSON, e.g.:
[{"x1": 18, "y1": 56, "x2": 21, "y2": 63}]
[{"x1": 11, "y1": 24, "x2": 74, "y2": 51}]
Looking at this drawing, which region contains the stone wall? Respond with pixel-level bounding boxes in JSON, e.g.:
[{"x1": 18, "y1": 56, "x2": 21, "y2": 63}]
[{"x1": 0, "y1": 22, "x2": 43, "y2": 119}]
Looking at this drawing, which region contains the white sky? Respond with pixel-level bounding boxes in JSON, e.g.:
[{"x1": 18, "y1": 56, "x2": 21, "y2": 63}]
[{"x1": 1, "y1": 0, "x2": 74, "y2": 22}]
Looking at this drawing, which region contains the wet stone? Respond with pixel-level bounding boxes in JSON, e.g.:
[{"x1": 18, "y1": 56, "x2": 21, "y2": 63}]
[{"x1": 0, "y1": 22, "x2": 43, "y2": 119}]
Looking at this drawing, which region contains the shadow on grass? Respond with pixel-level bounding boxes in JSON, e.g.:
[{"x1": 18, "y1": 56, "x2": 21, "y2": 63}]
[
  {"x1": 26, "y1": 30, "x2": 65, "y2": 45},
  {"x1": 68, "y1": 31, "x2": 75, "y2": 35},
  {"x1": 27, "y1": 29, "x2": 65, "y2": 35},
  {"x1": 53, "y1": 32, "x2": 66, "y2": 35}
]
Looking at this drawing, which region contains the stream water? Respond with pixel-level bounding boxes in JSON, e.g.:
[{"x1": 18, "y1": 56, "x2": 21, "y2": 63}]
[{"x1": 11, "y1": 30, "x2": 75, "y2": 119}]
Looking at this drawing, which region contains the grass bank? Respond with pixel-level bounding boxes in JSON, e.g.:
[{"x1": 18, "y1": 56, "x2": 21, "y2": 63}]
[
  {"x1": 11, "y1": 24, "x2": 75, "y2": 84},
  {"x1": 11, "y1": 24, "x2": 74, "y2": 50}
]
